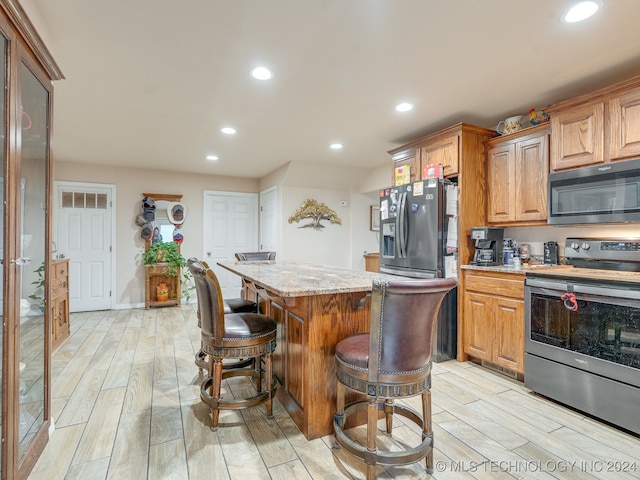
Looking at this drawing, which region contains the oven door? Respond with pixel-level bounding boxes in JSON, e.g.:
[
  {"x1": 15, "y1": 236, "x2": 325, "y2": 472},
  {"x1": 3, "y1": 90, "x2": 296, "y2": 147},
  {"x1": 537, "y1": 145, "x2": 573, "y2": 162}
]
[{"x1": 525, "y1": 277, "x2": 640, "y2": 388}]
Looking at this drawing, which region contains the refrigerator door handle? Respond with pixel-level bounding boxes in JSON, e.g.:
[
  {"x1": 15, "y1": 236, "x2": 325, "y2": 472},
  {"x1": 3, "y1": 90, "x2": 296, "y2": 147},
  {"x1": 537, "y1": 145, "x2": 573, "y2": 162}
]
[
  {"x1": 398, "y1": 191, "x2": 408, "y2": 258},
  {"x1": 396, "y1": 192, "x2": 401, "y2": 258}
]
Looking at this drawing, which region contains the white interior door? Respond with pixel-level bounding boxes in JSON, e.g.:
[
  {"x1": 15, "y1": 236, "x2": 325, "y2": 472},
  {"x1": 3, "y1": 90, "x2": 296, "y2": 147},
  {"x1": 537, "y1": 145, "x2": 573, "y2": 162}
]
[
  {"x1": 260, "y1": 186, "x2": 277, "y2": 253},
  {"x1": 55, "y1": 182, "x2": 114, "y2": 312},
  {"x1": 202, "y1": 191, "x2": 258, "y2": 299}
]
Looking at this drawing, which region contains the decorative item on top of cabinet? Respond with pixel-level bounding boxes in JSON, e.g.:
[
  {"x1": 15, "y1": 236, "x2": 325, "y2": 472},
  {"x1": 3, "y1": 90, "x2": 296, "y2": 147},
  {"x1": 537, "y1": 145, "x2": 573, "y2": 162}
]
[
  {"x1": 461, "y1": 268, "x2": 525, "y2": 377},
  {"x1": 486, "y1": 124, "x2": 549, "y2": 225},
  {"x1": 51, "y1": 259, "x2": 70, "y2": 350},
  {"x1": 545, "y1": 74, "x2": 640, "y2": 171}
]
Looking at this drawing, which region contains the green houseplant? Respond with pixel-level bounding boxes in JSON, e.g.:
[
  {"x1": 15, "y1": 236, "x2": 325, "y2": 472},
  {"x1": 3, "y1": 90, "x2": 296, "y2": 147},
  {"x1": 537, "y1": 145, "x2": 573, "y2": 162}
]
[
  {"x1": 143, "y1": 241, "x2": 196, "y2": 302},
  {"x1": 143, "y1": 241, "x2": 187, "y2": 277}
]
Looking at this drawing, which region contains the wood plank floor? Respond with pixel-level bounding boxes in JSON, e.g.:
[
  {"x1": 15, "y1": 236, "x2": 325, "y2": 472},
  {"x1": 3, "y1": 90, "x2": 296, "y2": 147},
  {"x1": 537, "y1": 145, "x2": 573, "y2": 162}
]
[{"x1": 28, "y1": 306, "x2": 640, "y2": 480}]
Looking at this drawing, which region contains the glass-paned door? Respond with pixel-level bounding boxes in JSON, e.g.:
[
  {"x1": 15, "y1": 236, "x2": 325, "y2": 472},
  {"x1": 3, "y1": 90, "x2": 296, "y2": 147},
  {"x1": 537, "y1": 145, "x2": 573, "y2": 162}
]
[
  {"x1": 0, "y1": 29, "x2": 7, "y2": 477},
  {"x1": 17, "y1": 61, "x2": 49, "y2": 458}
]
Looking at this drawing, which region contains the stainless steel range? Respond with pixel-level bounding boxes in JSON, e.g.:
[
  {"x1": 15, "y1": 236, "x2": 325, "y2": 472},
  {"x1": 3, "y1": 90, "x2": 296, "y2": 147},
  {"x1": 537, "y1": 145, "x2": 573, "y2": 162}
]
[{"x1": 525, "y1": 238, "x2": 640, "y2": 436}]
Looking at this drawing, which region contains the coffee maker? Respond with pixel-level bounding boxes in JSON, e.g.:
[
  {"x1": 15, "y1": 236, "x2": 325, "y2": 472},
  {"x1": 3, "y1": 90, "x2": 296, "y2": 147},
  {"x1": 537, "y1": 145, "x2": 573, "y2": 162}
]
[{"x1": 470, "y1": 227, "x2": 504, "y2": 266}]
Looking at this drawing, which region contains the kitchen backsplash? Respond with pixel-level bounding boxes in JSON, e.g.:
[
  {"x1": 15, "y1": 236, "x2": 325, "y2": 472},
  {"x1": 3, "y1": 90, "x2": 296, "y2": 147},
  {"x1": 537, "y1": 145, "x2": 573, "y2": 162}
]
[{"x1": 503, "y1": 224, "x2": 640, "y2": 262}]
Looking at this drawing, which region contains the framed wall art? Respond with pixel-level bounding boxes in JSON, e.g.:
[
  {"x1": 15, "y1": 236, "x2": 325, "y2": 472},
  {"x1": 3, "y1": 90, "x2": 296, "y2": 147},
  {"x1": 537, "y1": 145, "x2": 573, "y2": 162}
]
[{"x1": 370, "y1": 205, "x2": 380, "y2": 231}]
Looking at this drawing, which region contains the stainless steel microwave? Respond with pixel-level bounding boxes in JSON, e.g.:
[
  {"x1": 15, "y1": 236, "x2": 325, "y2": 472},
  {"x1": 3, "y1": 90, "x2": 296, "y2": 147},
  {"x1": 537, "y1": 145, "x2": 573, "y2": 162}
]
[{"x1": 548, "y1": 159, "x2": 640, "y2": 224}]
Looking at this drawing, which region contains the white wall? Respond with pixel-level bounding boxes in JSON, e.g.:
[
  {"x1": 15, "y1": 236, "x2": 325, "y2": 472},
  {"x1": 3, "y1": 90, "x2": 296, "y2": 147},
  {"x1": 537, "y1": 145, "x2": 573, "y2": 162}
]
[
  {"x1": 276, "y1": 161, "x2": 385, "y2": 268},
  {"x1": 55, "y1": 160, "x2": 259, "y2": 308},
  {"x1": 282, "y1": 186, "x2": 350, "y2": 266},
  {"x1": 55, "y1": 159, "x2": 385, "y2": 307}
]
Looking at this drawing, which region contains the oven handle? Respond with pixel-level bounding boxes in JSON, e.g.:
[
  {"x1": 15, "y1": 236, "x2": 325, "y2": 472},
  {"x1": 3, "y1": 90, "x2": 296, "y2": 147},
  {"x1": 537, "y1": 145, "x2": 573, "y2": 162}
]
[
  {"x1": 526, "y1": 277, "x2": 640, "y2": 300},
  {"x1": 560, "y1": 292, "x2": 579, "y2": 311}
]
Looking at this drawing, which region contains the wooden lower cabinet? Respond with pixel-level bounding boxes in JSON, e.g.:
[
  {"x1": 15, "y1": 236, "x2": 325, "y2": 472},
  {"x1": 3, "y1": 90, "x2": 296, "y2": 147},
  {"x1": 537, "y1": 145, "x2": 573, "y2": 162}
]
[
  {"x1": 51, "y1": 259, "x2": 70, "y2": 350},
  {"x1": 462, "y1": 269, "x2": 525, "y2": 374},
  {"x1": 363, "y1": 252, "x2": 379, "y2": 272},
  {"x1": 145, "y1": 264, "x2": 180, "y2": 309}
]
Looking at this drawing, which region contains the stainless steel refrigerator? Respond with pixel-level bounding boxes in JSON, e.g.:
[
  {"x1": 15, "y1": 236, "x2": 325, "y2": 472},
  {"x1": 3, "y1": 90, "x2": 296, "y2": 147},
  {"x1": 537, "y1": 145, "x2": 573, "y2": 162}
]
[{"x1": 379, "y1": 178, "x2": 458, "y2": 361}]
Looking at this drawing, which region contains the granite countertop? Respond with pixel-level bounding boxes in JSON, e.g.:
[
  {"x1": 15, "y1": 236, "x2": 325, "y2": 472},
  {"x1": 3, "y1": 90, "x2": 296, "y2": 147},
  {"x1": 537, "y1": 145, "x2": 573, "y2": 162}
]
[
  {"x1": 218, "y1": 261, "x2": 408, "y2": 297},
  {"x1": 462, "y1": 264, "x2": 640, "y2": 284}
]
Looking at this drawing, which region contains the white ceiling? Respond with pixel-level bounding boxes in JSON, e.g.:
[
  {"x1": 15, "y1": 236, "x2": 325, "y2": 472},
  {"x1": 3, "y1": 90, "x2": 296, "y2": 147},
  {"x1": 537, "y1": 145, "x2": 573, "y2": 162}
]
[{"x1": 29, "y1": 0, "x2": 640, "y2": 179}]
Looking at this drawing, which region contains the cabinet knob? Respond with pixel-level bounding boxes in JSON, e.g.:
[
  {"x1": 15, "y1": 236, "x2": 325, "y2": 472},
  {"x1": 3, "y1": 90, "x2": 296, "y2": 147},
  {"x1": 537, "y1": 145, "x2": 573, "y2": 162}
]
[{"x1": 63, "y1": 282, "x2": 67, "y2": 288}]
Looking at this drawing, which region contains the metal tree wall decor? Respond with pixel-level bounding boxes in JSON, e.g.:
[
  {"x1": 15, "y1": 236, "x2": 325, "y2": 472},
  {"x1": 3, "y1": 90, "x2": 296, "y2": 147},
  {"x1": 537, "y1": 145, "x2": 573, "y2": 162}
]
[{"x1": 288, "y1": 198, "x2": 342, "y2": 230}]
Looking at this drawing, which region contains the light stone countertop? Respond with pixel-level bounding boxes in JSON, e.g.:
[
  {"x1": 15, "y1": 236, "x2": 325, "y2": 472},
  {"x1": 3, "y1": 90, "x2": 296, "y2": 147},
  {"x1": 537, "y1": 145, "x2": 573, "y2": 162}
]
[
  {"x1": 218, "y1": 261, "x2": 411, "y2": 297},
  {"x1": 462, "y1": 263, "x2": 640, "y2": 284}
]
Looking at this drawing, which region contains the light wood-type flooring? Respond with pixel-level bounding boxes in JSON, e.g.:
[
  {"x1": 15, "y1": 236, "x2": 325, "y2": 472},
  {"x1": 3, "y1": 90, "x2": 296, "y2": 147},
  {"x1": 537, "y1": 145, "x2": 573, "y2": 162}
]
[{"x1": 28, "y1": 306, "x2": 640, "y2": 479}]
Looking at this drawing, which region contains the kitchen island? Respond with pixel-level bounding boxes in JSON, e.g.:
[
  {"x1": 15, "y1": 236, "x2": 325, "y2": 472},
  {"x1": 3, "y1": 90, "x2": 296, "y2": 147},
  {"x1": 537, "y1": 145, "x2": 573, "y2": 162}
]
[{"x1": 218, "y1": 260, "x2": 402, "y2": 440}]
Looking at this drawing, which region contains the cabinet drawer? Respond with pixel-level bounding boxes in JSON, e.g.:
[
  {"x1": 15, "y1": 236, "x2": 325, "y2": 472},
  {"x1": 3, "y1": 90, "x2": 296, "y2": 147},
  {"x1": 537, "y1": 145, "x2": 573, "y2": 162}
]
[
  {"x1": 147, "y1": 264, "x2": 170, "y2": 275},
  {"x1": 53, "y1": 260, "x2": 68, "y2": 279},
  {"x1": 464, "y1": 272, "x2": 524, "y2": 299},
  {"x1": 51, "y1": 278, "x2": 67, "y2": 297}
]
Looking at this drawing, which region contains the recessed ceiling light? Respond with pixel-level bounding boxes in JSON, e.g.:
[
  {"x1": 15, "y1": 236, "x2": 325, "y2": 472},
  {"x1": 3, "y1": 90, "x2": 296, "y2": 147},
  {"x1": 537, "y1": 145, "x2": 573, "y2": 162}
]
[
  {"x1": 395, "y1": 102, "x2": 413, "y2": 112},
  {"x1": 330, "y1": 143, "x2": 343, "y2": 150},
  {"x1": 251, "y1": 66, "x2": 272, "y2": 80},
  {"x1": 206, "y1": 155, "x2": 218, "y2": 161},
  {"x1": 563, "y1": 1, "x2": 600, "y2": 23},
  {"x1": 221, "y1": 127, "x2": 236, "y2": 135}
]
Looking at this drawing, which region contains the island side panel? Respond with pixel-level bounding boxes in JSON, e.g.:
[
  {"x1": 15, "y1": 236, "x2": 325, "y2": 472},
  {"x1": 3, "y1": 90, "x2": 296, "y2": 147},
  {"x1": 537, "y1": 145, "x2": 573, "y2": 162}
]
[{"x1": 304, "y1": 290, "x2": 371, "y2": 440}]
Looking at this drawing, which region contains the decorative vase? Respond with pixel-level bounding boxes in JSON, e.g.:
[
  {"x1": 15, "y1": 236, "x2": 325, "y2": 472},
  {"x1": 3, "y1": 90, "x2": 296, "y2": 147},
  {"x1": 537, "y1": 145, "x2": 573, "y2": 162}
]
[{"x1": 156, "y1": 282, "x2": 169, "y2": 302}]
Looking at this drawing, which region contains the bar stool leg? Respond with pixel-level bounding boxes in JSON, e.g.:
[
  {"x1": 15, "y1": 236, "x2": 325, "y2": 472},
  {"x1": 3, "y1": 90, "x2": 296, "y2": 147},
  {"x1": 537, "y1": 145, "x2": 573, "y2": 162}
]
[
  {"x1": 422, "y1": 390, "x2": 434, "y2": 473},
  {"x1": 264, "y1": 352, "x2": 273, "y2": 418},
  {"x1": 366, "y1": 397, "x2": 378, "y2": 480},
  {"x1": 384, "y1": 398, "x2": 394, "y2": 434},
  {"x1": 210, "y1": 358, "x2": 224, "y2": 431}
]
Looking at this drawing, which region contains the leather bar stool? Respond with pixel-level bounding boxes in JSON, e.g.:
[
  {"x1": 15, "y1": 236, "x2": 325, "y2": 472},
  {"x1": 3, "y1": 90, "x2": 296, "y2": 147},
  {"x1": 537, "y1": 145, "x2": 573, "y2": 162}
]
[
  {"x1": 333, "y1": 277, "x2": 457, "y2": 479},
  {"x1": 189, "y1": 260, "x2": 277, "y2": 430},
  {"x1": 188, "y1": 258, "x2": 256, "y2": 373}
]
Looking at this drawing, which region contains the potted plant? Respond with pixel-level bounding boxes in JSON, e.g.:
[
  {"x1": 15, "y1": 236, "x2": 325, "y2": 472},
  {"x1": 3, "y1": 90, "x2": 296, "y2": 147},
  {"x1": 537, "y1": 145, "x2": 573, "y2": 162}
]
[
  {"x1": 143, "y1": 241, "x2": 196, "y2": 303},
  {"x1": 143, "y1": 241, "x2": 187, "y2": 277}
]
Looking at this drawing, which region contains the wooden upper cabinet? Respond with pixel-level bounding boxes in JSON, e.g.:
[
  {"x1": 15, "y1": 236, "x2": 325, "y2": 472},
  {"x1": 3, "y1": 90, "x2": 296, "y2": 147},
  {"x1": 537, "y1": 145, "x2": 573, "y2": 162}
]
[
  {"x1": 546, "y1": 75, "x2": 640, "y2": 171},
  {"x1": 486, "y1": 126, "x2": 549, "y2": 225},
  {"x1": 420, "y1": 133, "x2": 460, "y2": 177},
  {"x1": 550, "y1": 102, "x2": 604, "y2": 170},
  {"x1": 609, "y1": 86, "x2": 640, "y2": 160},
  {"x1": 390, "y1": 147, "x2": 419, "y2": 186},
  {"x1": 487, "y1": 143, "x2": 515, "y2": 223}
]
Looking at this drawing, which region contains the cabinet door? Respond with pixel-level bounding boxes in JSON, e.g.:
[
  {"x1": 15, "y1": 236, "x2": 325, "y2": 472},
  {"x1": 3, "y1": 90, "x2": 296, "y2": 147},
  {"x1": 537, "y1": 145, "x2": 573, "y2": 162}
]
[
  {"x1": 421, "y1": 134, "x2": 459, "y2": 177},
  {"x1": 550, "y1": 102, "x2": 604, "y2": 170},
  {"x1": 515, "y1": 134, "x2": 548, "y2": 221},
  {"x1": 391, "y1": 148, "x2": 419, "y2": 185},
  {"x1": 493, "y1": 297, "x2": 524, "y2": 373},
  {"x1": 609, "y1": 87, "x2": 640, "y2": 160},
  {"x1": 463, "y1": 292, "x2": 493, "y2": 361},
  {"x1": 286, "y1": 311, "x2": 304, "y2": 407},
  {"x1": 487, "y1": 143, "x2": 516, "y2": 223},
  {"x1": 269, "y1": 301, "x2": 286, "y2": 385}
]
